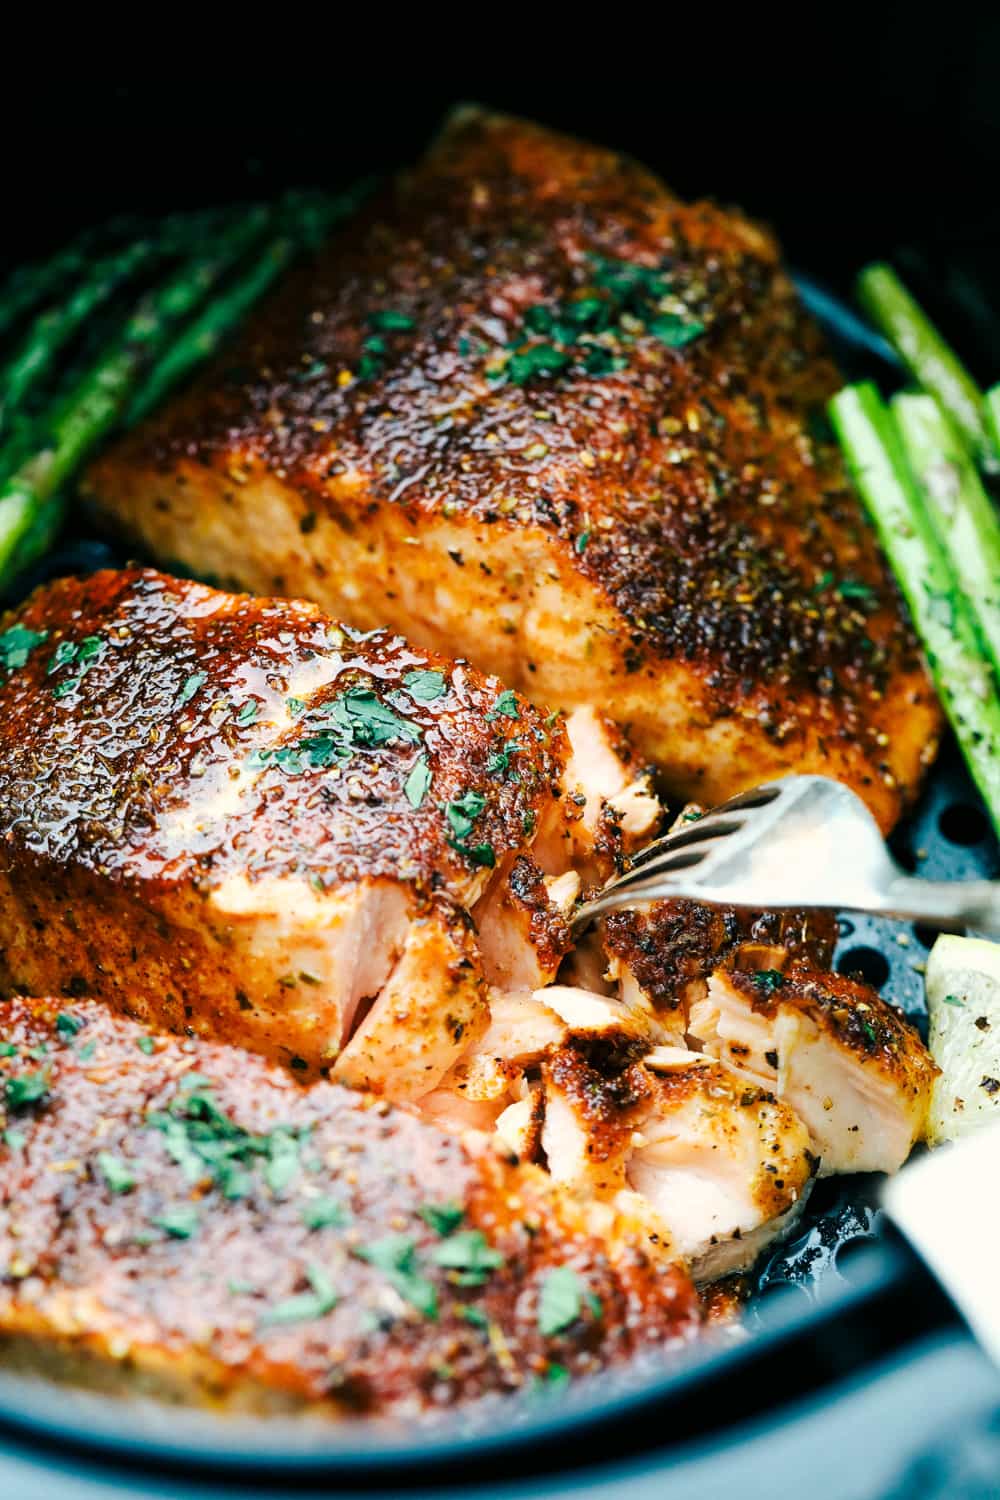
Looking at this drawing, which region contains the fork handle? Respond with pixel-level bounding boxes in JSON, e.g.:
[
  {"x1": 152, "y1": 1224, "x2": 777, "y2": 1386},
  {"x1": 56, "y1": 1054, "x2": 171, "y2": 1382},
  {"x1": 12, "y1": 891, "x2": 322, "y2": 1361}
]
[{"x1": 875, "y1": 874, "x2": 1000, "y2": 936}]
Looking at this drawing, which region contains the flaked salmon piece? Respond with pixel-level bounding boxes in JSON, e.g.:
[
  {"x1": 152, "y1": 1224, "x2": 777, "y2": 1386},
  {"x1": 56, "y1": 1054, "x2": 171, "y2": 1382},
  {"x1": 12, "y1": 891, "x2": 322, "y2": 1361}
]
[
  {"x1": 690, "y1": 968, "x2": 938, "y2": 1174},
  {"x1": 540, "y1": 1044, "x2": 815, "y2": 1281},
  {"x1": 0, "y1": 569, "x2": 572, "y2": 1100},
  {"x1": 84, "y1": 109, "x2": 941, "y2": 831},
  {"x1": 0, "y1": 997, "x2": 701, "y2": 1414},
  {"x1": 604, "y1": 898, "x2": 839, "y2": 1042}
]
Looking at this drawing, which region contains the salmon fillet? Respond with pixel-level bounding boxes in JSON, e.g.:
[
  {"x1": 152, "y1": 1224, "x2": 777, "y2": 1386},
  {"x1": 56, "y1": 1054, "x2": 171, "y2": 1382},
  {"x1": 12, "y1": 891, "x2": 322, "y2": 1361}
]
[
  {"x1": 84, "y1": 109, "x2": 941, "y2": 830},
  {"x1": 0, "y1": 996, "x2": 701, "y2": 1415},
  {"x1": 0, "y1": 568, "x2": 579, "y2": 1097}
]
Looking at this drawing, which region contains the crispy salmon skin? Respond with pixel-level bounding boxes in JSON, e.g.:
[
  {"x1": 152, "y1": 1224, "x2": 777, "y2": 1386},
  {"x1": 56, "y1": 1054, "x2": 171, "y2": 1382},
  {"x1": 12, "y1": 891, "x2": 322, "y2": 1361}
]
[
  {"x1": 0, "y1": 997, "x2": 700, "y2": 1416},
  {"x1": 85, "y1": 109, "x2": 940, "y2": 828}
]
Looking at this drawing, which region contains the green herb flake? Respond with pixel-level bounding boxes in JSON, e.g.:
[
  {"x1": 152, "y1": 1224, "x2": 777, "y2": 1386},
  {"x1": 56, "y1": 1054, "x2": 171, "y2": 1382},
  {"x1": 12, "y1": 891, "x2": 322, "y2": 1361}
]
[
  {"x1": 97, "y1": 1151, "x2": 137, "y2": 1194},
  {"x1": 228, "y1": 1279, "x2": 257, "y2": 1295},
  {"x1": 430, "y1": 1229, "x2": 504, "y2": 1285},
  {"x1": 179, "y1": 671, "x2": 207, "y2": 706},
  {"x1": 647, "y1": 313, "x2": 705, "y2": 348},
  {"x1": 5, "y1": 1071, "x2": 49, "y2": 1112},
  {"x1": 301, "y1": 1196, "x2": 352, "y2": 1231},
  {"x1": 446, "y1": 790, "x2": 487, "y2": 841},
  {"x1": 48, "y1": 640, "x2": 78, "y2": 674},
  {"x1": 837, "y1": 579, "x2": 875, "y2": 601},
  {"x1": 507, "y1": 345, "x2": 570, "y2": 386},
  {"x1": 459, "y1": 1305, "x2": 489, "y2": 1329},
  {"x1": 55, "y1": 1012, "x2": 82, "y2": 1039},
  {"x1": 51, "y1": 677, "x2": 81, "y2": 699},
  {"x1": 538, "y1": 1265, "x2": 593, "y2": 1337},
  {"x1": 368, "y1": 309, "x2": 415, "y2": 332},
  {"x1": 574, "y1": 529, "x2": 591, "y2": 554},
  {"x1": 404, "y1": 756, "x2": 433, "y2": 810},
  {"x1": 539, "y1": 1363, "x2": 571, "y2": 1392},
  {"x1": 76, "y1": 1041, "x2": 96, "y2": 1062},
  {"x1": 137, "y1": 1036, "x2": 156, "y2": 1055},
  {"x1": 0, "y1": 1043, "x2": 17, "y2": 1058},
  {"x1": 0, "y1": 624, "x2": 48, "y2": 676},
  {"x1": 236, "y1": 700, "x2": 258, "y2": 726},
  {"x1": 3, "y1": 1129, "x2": 25, "y2": 1150},
  {"x1": 259, "y1": 1263, "x2": 338, "y2": 1327},
  {"x1": 942, "y1": 993, "x2": 966, "y2": 1007},
  {"x1": 487, "y1": 689, "x2": 520, "y2": 721},
  {"x1": 353, "y1": 1235, "x2": 438, "y2": 1320},
  {"x1": 752, "y1": 970, "x2": 785, "y2": 995},
  {"x1": 418, "y1": 1201, "x2": 465, "y2": 1237},
  {"x1": 152, "y1": 1204, "x2": 200, "y2": 1239},
  {"x1": 403, "y1": 669, "x2": 446, "y2": 702}
]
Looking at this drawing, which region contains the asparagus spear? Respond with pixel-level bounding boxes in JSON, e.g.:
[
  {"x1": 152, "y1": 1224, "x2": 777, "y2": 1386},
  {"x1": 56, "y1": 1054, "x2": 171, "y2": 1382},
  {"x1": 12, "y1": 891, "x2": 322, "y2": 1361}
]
[
  {"x1": 0, "y1": 238, "x2": 158, "y2": 433},
  {"x1": 127, "y1": 188, "x2": 369, "y2": 425},
  {"x1": 986, "y1": 385, "x2": 1000, "y2": 460},
  {"x1": 892, "y1": 391, "x2": 1000, "y2": 677},
  {"x1": 126, "y1": 235, "x2": 296, "y2": 426},
  {"x1": 829, "y1": 382, "x2": 1000, "y2": 832},
  {"x1": 0, "y1": 210, "x2": 274, "y2": 584},
  {"x1": 856, "y1": 264, "x2": 996, "y2": 470}
]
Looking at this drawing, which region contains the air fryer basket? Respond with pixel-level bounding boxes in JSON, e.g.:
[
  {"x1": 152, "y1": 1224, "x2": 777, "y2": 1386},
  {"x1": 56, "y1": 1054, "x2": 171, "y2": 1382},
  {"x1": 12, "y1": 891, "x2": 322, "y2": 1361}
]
[{"x1": 0, "y1": 239, "x2": 991, "y2": 1482}]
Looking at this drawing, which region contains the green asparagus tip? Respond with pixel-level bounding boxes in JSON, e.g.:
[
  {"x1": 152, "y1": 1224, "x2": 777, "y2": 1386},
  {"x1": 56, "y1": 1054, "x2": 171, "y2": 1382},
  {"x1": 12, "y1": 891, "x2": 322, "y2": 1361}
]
[{"x1": 856, "y1": 263, "x2": 997, "y2": 472}]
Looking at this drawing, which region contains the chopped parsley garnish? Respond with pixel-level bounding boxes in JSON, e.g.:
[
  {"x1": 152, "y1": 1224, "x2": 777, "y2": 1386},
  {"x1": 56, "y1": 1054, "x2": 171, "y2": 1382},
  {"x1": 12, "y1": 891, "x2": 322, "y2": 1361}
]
[
  {"x1": 137, "y1": 1036, "x2": 155, "y2": 1054},
  {"x1": 353, "y1": 1235, "x2": 438, "y2": 1320},
  {"x1": 838, "y1": 579, "x2": 875, "y2": 601},
  {"x1": 3, "y1": 1129, "x2": 25, "y2": 1150},
  {"x1": 538, "y1": 1266, "x2": 600, "y2": 1337},
  {"x1": 942, "y1": 993, "x2": 966, "y2": 1007},
  {"x1": 430, "y1": 1229, "x2": 503, "y2": 1286},
  {"x1": 47, "y1": 640, "x2": 78, "y2": 674},
  {"x1": 97, "y1": 1151, "x2": 137, "y2": 1194},
  {"x1": 47, "y1": 635, "x2": 105, "y2": 691},
  {"x1": 446, "y1": 790, "x2": 487, "y2": 840},
  {"x1": 259, "y1": 1263, "x2": 338, "y2": 1327},
  {"x1": 5, "y1": 1070, "x2": 49, "y2": 1112},
  {"x1": 404, "y1": 755, "x2": 432, "y2": 810},
  {"x1": 537, "y1": 1363, "x2": 571, "y2": 1392},
  {"x1": 236, "y1": 700, "x2": 258, "y2": 726},
  {"x1": 0, "y1": 1042, "x2": 17, "y2": 1058},
  {"x1": 76, "y1": 1041, "x2": 96, "y2": 1062},
  {"x1": 147, "y1": 1073, "x2": 307, "y2": 1201},
  {"x1": 488, "y1": 689, "x2": 520, "y2": 721},
  {"x1": 0, "y1": 623, "x2": 47, "y2": 676},
  {"x1": 493, "y1": 253, "x2": 706, "y2": 389},
  {"x1": 369, "y1": 309, "x2": 415, "y2": 332},
  {"x1": 418, "y1": 1200, "x2": 465, "y2": 1237},
  {"x1": 574, "y1": 529, "x2": 591, "y2": 554},
  {"x1": 647, "y1": 313, "x2": 705, "y2": 347},
  {"x1": 258, "y1": 683, "x2": 423, "y2": 778},
  {"x1": 178, "y1": 671, "x2": 206, "y2": 706},
  {"x1": 55, "y1": 1012, "x2": 81, "y2": 1038},
  {"x1": 152, "y1": 1204, "x2": 199, "y2": 1239},
  {"x1": 752, "y1": 970, "x2": 785, "y2": 995},
  {"x1": 507, "y1": 345, "x2": 570, "y2": 385},
  {"x1": 403, "y1": 668, "x2": 446, "y2": 702},
  {"x1": 300, "y1": 1196, "x2": 352, "y2": 1231},
  {"x1": 459, "y1": 1305, "x2": 489, "y2": 1329}
]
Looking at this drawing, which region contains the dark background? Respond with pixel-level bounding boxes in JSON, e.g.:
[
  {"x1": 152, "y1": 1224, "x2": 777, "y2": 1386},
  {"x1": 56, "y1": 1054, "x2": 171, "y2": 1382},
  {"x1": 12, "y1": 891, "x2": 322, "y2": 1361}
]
[{"x1": 6, "y1": 10, "x2": 1000, "y2": 376}]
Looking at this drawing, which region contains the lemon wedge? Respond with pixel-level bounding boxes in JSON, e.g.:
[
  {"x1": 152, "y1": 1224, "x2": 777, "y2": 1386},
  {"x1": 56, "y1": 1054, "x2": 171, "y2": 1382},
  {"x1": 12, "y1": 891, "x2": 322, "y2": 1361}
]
[{"x1": 926, "y1": 934, "x2": 1000, "y2": 1144}]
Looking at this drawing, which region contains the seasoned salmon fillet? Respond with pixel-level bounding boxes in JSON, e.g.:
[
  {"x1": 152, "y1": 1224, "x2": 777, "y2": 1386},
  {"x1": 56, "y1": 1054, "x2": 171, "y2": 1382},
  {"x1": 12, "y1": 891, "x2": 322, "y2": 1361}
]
[
  {"x1": 84, "y1": 109, "x2": 941, "y2": 829},
  {"x1": 0, "y1": 997, "x2": 701, "y2": 1415},
  {"x1": 0, "y1": 569, "x2": 580, "y2": 1097}
]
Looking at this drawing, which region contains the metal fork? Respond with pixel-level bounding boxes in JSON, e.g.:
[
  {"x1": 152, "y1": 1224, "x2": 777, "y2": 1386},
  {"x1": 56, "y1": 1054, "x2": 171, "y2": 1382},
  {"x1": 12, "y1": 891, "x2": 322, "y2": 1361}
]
[{"x1": 571, "y1": 773, "x2": 1000, "y2": 935}]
